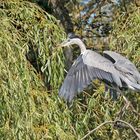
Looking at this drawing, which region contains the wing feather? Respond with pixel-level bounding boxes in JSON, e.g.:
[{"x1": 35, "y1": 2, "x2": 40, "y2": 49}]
[
  {"x1": 103, "y1": 51, "x2": 140, "y2": 84},
  {"x1": 68, "y1": 75, "x2": 76, "y2": 102},
  {"x1": 59, "y1": 51, "x2": 122, "y2": 102}
]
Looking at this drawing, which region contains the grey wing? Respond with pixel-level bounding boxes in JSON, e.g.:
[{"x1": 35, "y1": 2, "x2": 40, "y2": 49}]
[
  {"x1": 103, "y1": 51, "x2": 137, "y2": 71},
  {"x1": 103, "y1": 51, "x2": 140, "y2": 84},
  {"x1": 59, "y1": 52, "x2": 122, "y2": 102},
  {"x1": 59, "y1": 55, "x2": 91, "y2": 102}
]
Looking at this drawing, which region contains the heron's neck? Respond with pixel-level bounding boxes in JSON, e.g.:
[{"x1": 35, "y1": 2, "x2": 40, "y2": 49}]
[{"x1": 76, "y1": 40, "x2": 86, "y2": 53}]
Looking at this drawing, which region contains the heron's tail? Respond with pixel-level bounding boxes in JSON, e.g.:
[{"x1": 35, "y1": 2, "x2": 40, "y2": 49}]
[
  {"x1": 128, "y1": 82, "x2": 140, "y2": 91},
  {"x1": 121, "y1": 76, "x2": 140, "y2": 91}
]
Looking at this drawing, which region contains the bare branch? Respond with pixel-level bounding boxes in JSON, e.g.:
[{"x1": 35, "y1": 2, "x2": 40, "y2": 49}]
[
  {"x1": 80, "y1": 121, "x2": 114, "y2": 140},
  {"x1": 116, "y1": 120, "x2": 140, "y2": 139},
  {"x1": 80, "y1": 119, "x2": 140, "y2": 140}
]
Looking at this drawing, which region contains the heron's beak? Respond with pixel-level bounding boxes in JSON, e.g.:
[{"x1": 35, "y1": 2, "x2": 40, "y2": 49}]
[{"x1": 60, "y1": 39, "x2": 69, "y2": 47}]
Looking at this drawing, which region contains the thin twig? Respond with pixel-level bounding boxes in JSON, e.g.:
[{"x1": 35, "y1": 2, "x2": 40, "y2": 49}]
[
  {"x1": 80, "y1": 119, "x2": 140, "y2": 140},
  {"x1": 116, "y1": 120, "x2": 140, "y2": 139},
  {"x1": 80, "y1": 121, "x2": 114, "y2": 140}
]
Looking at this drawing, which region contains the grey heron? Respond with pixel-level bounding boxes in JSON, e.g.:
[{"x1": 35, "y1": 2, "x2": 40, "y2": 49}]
[{"x1": 59, "y1": 34, "x2": 140, "y2": 102}]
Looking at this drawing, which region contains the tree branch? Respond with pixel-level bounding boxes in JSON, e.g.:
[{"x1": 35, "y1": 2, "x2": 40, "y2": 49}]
[
  {"x1": 80, "y1": 121, "x2": 114, "y2": 140},
  {"x1": 80, "y1": 119, "x2": 140, "y2": 140}
]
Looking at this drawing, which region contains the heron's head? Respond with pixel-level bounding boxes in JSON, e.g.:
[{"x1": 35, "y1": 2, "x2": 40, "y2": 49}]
[{"x1": 61, "y1": 33, "x2": 81, "y2": 47}]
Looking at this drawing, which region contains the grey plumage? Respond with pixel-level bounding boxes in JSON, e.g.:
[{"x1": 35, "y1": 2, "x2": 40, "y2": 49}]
[
  {"x1": 59, "y1": 34, "x2": 140, "y2": 102},
  {"x1": 103, "y1": 51, "x2": 140, "y2": 90}
]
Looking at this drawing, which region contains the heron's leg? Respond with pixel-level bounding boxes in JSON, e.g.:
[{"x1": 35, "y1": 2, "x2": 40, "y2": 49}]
[
  {"x1": 110, "y1": 89, "x2": 119, "y2": 100},
  {"x1": 105, "y1": 85, "x2": 120, "y2": 101},
  {"x1": 104, "y1": 85, "x2": 109, "y2": 99},
  {"x1": 104, "y1": 85, "x2": 120, "y2": 100}
]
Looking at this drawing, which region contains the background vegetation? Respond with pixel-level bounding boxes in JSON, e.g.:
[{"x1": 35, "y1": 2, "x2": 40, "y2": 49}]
[{"x1": 0, "y1": 0, "x2": 140, "y2": 139}]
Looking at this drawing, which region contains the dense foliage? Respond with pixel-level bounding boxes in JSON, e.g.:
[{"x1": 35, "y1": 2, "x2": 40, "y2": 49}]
[{"x1": 0, "y1": 0, "x2": 140, "y2": 140}]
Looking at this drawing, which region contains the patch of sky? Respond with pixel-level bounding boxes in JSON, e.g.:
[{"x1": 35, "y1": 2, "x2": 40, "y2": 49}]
[
  {"x1": 80, "y1": 0, "x2": 120, "y2": 24},
  {"x1": 80, "y1": 0, "x2": 91, "y2": 5}
]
